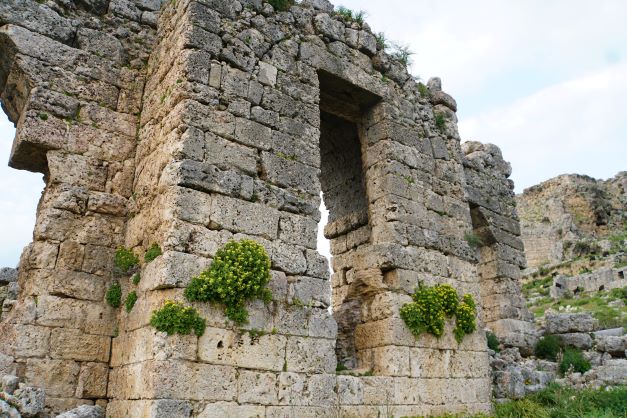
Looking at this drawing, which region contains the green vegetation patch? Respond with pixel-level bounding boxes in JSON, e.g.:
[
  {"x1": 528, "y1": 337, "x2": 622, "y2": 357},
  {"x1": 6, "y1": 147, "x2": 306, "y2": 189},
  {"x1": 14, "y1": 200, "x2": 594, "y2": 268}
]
[
  {"x1": 144, "y1": 243, "x2": 162, "y2": 263},
  {"x1": 535, "y1": 335, "x2": 561, "y2": 361},
  {"x1": 486, "y1": 331, "x2": 500, "y2": 353},
  {"x1": 400, "y1": 283, "x2": 476, "y2": 343},
  {"x1": 559, "y1": 347, "x2": 591, "y2": 375},
  {"x1": 185, "y1": 239, "x2": 272, "y2": 325},
  {"x1": 106, "y1": 282, "x2": 122, "y2": 308},
  {"x1": 125, "y1": 291, "x2": 138, "y2": 313},
  {"x1": 267, "y1": 0, "x2": 293, "y2": 12},
  {"x1": 114, "y1": 246, "x2": 139, "y2": 273},
  {"x1": 150, "y1": 300, "x2": 205, "y2": 336}
]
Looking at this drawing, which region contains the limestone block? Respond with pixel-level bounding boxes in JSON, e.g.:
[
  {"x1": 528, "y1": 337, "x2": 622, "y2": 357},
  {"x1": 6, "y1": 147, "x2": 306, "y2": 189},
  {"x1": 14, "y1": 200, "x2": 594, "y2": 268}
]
[
  {"x1": 337, "y1": 375, "x2": 363, "y2": 405},
  {"x1": 268, "y1": 270, "x2": 288, "y2": 303},
  {"x1": 86, "y1": 192, "x2": 127, "y2": 216},
  {"x1": 140, "y1": 251, "x2": 211, "y2": 291},
  {"x1": 313, "y1": 14, "x2": 345, "y2": 41},
  {"x1": 56, "y1": 404, "x2": 104, "y2": 418},
  {"x1": 198, "y1": 328, "x2": 287, "y2": 371},
  {"x1": 286, "y1": 336, "x2": 336, "y2": 373},
  {"x1": 393, "y1": 377, "x2": 424, "y2": 405},
  {"x1": 50, "y1": 328, "x2": 110, "y2": 362},
  {"x1": 198, "y1": 403, "x2": 264, "y2": 417},
  {"x1": 237, "y1": 370, "x2": 278, "y2": 404},
  {"x1": 288, "y1": 276, "x2": 330, "y2": 308},
  {"x1": 261, "y1": 151, "x2": 321, "y2": 195},
  {"x1": 277, "y1": 372, "x2": 304, "y2": 406},
  {"x1": 449, "y1": 350, "x2": 490, "y2": 378},
  {"x1": 409, "y1": 348, "x2": 450, "y2": 378},
  {"x1": 596, "y1": 335, "x2": 626, "y2": 356},
  {"x1": 258, "y1": 61, "x2": 278, "y2": 86},
  {"x1": 82, "y1": 245, "x2": 115, "y2": 276},
  {"x1": 75, "y1": 362, "x2": 109, "y2": 399},
  {"x1": 57, "y1": 241, "x2": 85, "y2": 271},
  {"x1": 185, "y1": 1, "x2": 221, "y2": 33},
  {"x1": 47, "y1": 152, "x2": 106, "y2": 191},
  {"x1": 25, "y1": 358, "x2": 80, "y2": 398},
  {"x1": 165, "y1": 187, "x2": 213, "y2": 226},
  {"x1": 271, "y1": 241, "x2": 307, "y2": 274},
  {"x1": 1, "y1": 324, "x2": 51, "y2": 358},
  {"x1": 354, "y1": 318, "x2": 415, "y2": 349},
  {"x1": 266, "y1": 406, "x2": 334, "y2": 417},
  {"x1": 49, "y1": 269, "x2": 106, "y2": 301},
  {"x1": 557, "y1": 333, "x2": 593, "y2": 350},
  {"x1": 76, "y1": 28, "x2": 123, "y2": 63},
  {"x1": 371, "y1": 346, "x2": 410, "y2": 377},
  {"x1": 180, "y1": 23, "x2": 222, "y2": 55},
  {"x1": 0, "y1": 1, "x2": 76, "y2": 43},
  {"x1": 274, "y1": 305, "x2": 308, "y2": 336},
  {"x1": 234, "y1": 117, "x2": 272, "y2": 150},
  {"x1": 361, "y1": 376, "x2": 394, "y2": 405},
  {"x1": 305, "y1": 249, "x2": 330, "y2": 279},
  {"x1": 209, "y1": 194, "x2": 280, "y2": 239},
  {"x1": 205, "y1": 132, "x2": 258, "y2": 175},
  {"x1": 545, "y1": 313, "x2": 596, "y2": 334},
  {"x1": 305, "y1": 374, "x2": 337, "y2": 407},
  {"x1": 308, "y1": 308, "x2": 338, "y2": 339},
  {"x1": 111, "y1": 327, "x2": 197, "y2": 367},
  {"x1": 28, "y1": 241, "x2": 59, "y2": 269},
  {"x1": 36, "y1": 295, "x2": 115, "y2": 336},
  {"x1": 279, "y1": 213, "x2": 318, "y2": 249}
]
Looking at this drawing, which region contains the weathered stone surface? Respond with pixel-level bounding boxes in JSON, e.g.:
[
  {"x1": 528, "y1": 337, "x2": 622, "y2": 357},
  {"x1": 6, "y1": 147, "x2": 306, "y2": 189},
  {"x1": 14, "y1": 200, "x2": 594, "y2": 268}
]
[
  {"x1": 56, "y1": 405, "x2": 104, "y2": 418},
  {"x1": 545, "y1": 313, "x2": 596, "y2": 334}
]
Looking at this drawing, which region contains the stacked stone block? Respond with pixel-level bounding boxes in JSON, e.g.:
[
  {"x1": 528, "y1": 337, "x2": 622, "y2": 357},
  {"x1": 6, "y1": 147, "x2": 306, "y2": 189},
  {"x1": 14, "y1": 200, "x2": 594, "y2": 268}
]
[
  {"x1": 0, "y1": 0, "x2": 533, "y2": 415},
  {"x1": 462, "y1": 141, "x2": 537, "y2": 353}
]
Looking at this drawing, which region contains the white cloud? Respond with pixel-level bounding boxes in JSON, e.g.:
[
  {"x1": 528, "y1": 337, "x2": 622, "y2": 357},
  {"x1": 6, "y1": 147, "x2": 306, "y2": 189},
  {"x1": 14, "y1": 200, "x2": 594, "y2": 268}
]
[{"x1": 459, "y1": 63, "x2": 627, "y2": 191}]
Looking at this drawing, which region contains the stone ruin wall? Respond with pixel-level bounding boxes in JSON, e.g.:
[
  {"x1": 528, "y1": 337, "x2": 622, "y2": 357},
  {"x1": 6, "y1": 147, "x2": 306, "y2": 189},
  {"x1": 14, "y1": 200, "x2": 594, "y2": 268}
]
[{"x1": 0, "y1": 0, "x2": 534, "y2": 416}]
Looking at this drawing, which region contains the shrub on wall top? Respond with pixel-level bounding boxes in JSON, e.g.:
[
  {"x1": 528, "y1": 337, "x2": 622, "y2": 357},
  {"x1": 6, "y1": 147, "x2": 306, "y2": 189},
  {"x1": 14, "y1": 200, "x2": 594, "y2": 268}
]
[{"x1": 184, "y1": 239, "x2": 272, "y2": 324}]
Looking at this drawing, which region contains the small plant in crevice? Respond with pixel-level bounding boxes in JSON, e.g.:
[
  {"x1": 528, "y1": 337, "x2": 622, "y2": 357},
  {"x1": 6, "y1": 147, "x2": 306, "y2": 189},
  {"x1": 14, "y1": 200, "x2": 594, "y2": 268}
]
[
  {"x1": 400, "y1": 283, "x2": 476, "y2": 342},
  {"x1": 106, "y1": 282, "x2": 122, "y2": 308},
  {"x1": 267, "y1": 0, "x2": 294, "y2": 12},
  {"x1": 38, "y1": 112, "x2": 49, "y2": 121},
  {"x1": 559, "y1": 347, "x2": 591, "y2": 375},
  {"x1": 375, "y1": 32, "x2": 387, "y2": 50},
  {"x1": 184, "y1": 239, "x2": 272, "y2": 325},
  {"x1": 125, "y1": 291, "x2": 138, "y2": 313},
  {"x1": 150, "y1": 300, "x2": 206, "y2": 336},
  {"x1": 535, "y1": 335, "x2": 561, "y2": 361},
  {"x1": 464, "y1": 231, "x2": 484, "y2": 248},
  {"x1": 486, "y1": 330, "x2": 501, "y2": 352},
  {"x1": 435, "y1": 112, "x2": 446, "y2": 132},
  {"x1": 389, "y1": 42, "x2": 414, "y2": 67},
  {"x1": 417, "y1": 82, "x2": 430, "y2": 98},
  {"x1": 335, "y1": 6, "x2": 366, "y2": 25},
  {"x1": 132, "y1": 272, "x2": 141, "y2": 285},
  {"x1": 144, "y1": 243, "x2": 162, "y2": 263},
  {"x1": 114, "y1": 246, "x2": 139, "y2": 273}
]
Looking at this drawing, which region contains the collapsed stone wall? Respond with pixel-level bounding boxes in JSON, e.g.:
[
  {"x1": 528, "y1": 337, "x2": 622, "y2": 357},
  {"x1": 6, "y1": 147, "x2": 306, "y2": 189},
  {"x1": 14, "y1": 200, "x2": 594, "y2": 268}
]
[
  {"x1": 461, "y1": 142, "x2": 537, "y2": 353},
  {"x1": 0, "y1": 0, "x2": 536, "y2": 416}
]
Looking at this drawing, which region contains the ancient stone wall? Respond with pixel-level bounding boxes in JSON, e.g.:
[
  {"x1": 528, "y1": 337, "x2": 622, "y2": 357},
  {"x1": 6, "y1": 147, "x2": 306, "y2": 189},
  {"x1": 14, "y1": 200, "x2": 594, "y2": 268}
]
[
  {"x1": 461, "y1": 142, "x2": 537, "y2": 353},
  {"x1": 0, "y1": 0, "x2": 541, "y2": 415}
]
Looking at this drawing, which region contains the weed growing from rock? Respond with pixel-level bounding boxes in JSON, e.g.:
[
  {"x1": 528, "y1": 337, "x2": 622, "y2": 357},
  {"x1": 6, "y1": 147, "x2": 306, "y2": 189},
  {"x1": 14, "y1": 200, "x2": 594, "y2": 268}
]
[
  {"x1": 125, "y1": 291, "x2": 138, "y2": 313},
  {"x1": 114, "y1": 246, "x2": 139, "y2": 273},
  {"x1": 268, "y1": 0, "x2": 293, "y2": 12},
  {"x1": 559, "y1": 347, "x2": 591, "y2": 375},
  {"x1": 535, "y1": 335, "x2": 561, "y2": 361},
  {"x1": 185, "y1": 239, "x2": 272, "y2": 325},
  {"x1": 400, "y1": 283, "x2": 476, "y2": 342},
  {"x1": 106, "y1": 282, "x2": 122, "y2": 308},
  {"x1": 144, "y1": 243, "x2": 162, "y2": 262},
  {"x1": 150, "y1": 300, "x2": 205, "y2": 336}
]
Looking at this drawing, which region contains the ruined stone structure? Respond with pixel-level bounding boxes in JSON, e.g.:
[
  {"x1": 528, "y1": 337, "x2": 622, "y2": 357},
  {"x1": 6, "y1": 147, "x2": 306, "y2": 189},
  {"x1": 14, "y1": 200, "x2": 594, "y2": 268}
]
[{"x1": 0, "y1": 0, "x2": 533, "y2": 416}]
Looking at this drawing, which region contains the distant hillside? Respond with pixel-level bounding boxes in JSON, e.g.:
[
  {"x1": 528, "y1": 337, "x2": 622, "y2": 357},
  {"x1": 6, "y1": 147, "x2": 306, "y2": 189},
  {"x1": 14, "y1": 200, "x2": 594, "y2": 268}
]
[{"x1": 516, "y1": 172, "x2": 626, "y2": 268}]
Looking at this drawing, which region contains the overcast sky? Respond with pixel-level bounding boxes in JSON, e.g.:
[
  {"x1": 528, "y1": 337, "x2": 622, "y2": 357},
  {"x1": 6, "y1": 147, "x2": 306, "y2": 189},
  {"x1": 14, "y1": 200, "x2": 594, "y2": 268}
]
[{"x1": 1, "y1": 0, "x2": 626, "y2": 266}]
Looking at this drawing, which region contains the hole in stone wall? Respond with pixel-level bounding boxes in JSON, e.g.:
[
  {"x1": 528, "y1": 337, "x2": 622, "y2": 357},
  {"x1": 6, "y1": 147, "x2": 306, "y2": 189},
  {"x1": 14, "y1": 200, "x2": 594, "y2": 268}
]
[
  {"x1": 0, "y1": 111, "x2": 42, "y2": 268},
  {"x1": 316, "y1": 70, "x2": 381, "y2": 370}
]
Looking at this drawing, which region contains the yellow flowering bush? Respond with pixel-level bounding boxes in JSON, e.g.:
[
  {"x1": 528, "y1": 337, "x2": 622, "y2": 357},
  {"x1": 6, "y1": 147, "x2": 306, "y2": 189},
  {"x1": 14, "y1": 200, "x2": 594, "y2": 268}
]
[
  {"x1": 184, "y1": 239, "x2": 272, "y2": 324},
  {"x1": 400, "y1": 283, "x2": 477, "y2": 342}
]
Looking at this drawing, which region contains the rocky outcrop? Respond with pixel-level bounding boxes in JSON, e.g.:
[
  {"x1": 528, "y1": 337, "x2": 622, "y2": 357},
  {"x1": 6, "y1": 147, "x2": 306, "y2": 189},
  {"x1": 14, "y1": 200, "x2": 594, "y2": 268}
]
[{"x1": 517, "y1": 172, "x2": 626, "y2": 267}]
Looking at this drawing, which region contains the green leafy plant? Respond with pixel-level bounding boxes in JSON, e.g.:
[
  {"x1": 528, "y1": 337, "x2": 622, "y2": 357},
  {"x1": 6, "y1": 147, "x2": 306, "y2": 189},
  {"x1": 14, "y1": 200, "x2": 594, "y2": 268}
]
[
  {"x1": 125, "y1": 291, "x2": 138, "y2": 312},
  {"x1": 435, "y1": 112, "x2": 446, "y2": 131},
  {"x1": 38, "y1": 112, "x2": 49, "y2": 121},
  {"x1": 114, "y1": 246, "x2": 139, "y2": 273},
  {"x1": 417, "y1": 82, "x2": 430, "y2": 98},
  {"x1": 559, "y1": 347, "x2": 591, "y2": 375},
  {"x1": 535, "y1": 335, "x2": 561, "y2": 361},
  {"x1": 144, "y1": 243, "x2": 162, "y2": 263},
  {"x1": 185, "y1": 239, "x2": 272, "y2": 325},
  {"x1": 106, "y1": 282, "x2": 122, "y2": 308},
  {"x1": 267, "y1": 0, "x2": 293, "y2": 12},
  {"x1": 375, "y1": 32, "x2": 387, "y2": 50},
  {"x1": 389, "y1": 42, "x2": 414, "y2": 66},
  {"x1": 334, "y1": 6, "x2": 367, "y2": 25},
  {"x1": 464, "y1": 231, "x2": 484, "y2": 248},
  {"x1": 453, "y1": 294, "x2": 477, "y2": 342},
  {"x1": 150, "y1": 300, "x2": 206, "y2": 336},
  {"x1": 487, "y1": 330, "x2": 501, "y2": 352},
  {"x1": 400, "y1": 283, "x2": 476, "y2": 342},
  {"x1": 132, "y1": 272, "x2": 141, "y2": 285}
]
